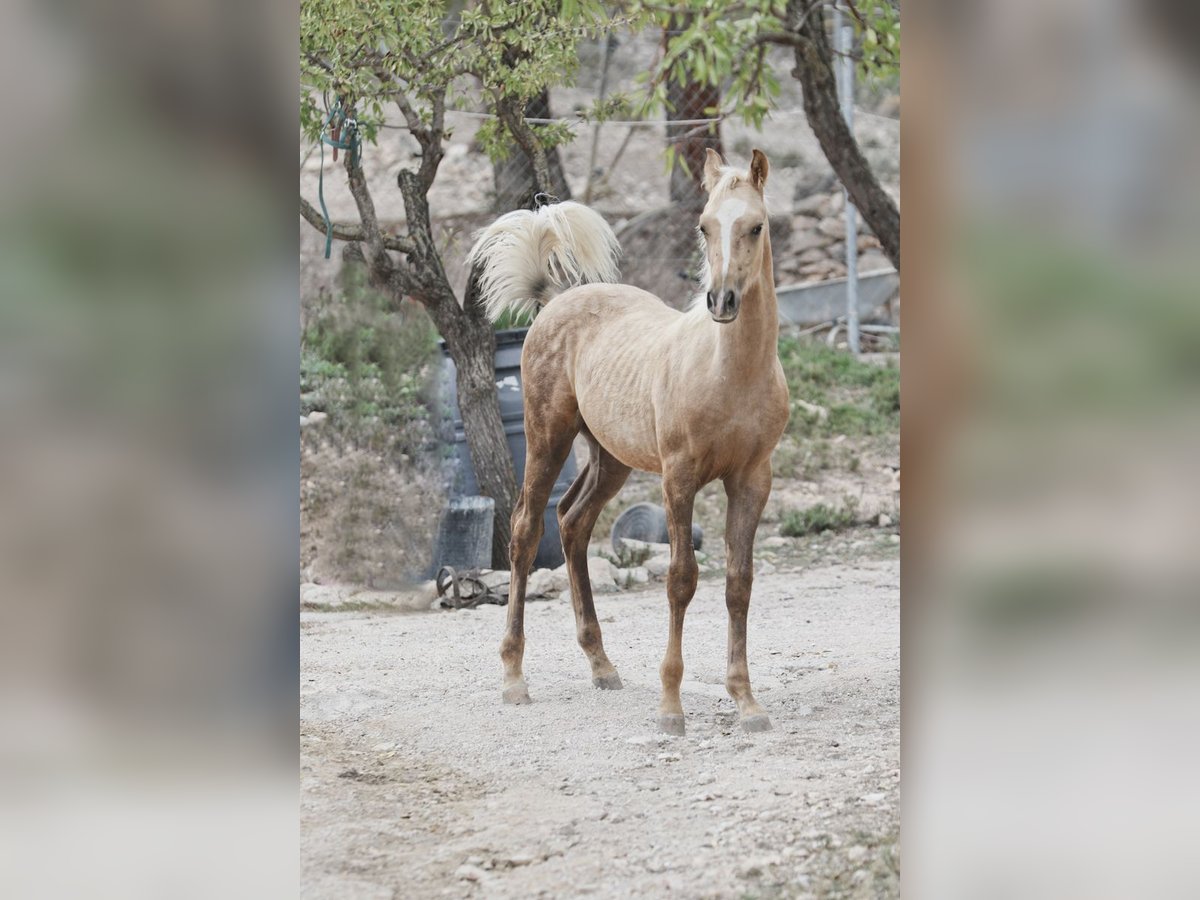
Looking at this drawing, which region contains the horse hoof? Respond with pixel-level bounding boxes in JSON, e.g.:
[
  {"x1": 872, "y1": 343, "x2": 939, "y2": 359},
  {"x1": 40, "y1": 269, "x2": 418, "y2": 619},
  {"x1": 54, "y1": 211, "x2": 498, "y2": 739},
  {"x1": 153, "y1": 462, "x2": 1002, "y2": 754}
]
[
  {"x1": 592, "y1": 672, "x2": 624, "y2": 690},
  {"x1": 657, "y1": 714, "x2": 686, "y2": 736},
  {"x1": 741, "y1": 713, "x2": 773, "y2": 733},
  {"x1": 502, "y1": 683, "x2": 532, "y2": 705}
]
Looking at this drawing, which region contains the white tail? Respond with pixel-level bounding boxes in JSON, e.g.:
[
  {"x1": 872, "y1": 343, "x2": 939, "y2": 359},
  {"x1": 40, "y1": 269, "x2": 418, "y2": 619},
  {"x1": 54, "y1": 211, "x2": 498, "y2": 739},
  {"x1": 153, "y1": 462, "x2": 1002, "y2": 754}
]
[{"x1": 467, "y1": 201, "x2": 621, "y2": 322}]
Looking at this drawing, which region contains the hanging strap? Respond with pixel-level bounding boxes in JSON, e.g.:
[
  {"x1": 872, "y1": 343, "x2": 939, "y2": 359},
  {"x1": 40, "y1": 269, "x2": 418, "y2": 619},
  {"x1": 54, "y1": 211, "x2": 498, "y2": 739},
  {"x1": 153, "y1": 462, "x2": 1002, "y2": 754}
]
[{"x1": 317, "y1": 99, "x2": 361, "y2": 259}]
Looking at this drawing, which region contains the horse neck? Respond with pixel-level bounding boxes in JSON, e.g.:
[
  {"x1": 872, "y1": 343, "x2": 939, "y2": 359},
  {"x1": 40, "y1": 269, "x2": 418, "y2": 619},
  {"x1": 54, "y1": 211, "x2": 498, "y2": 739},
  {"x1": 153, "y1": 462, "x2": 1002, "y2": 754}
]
[{"x1": 715, "y1": 235, "x2": 779, "y2": 377}]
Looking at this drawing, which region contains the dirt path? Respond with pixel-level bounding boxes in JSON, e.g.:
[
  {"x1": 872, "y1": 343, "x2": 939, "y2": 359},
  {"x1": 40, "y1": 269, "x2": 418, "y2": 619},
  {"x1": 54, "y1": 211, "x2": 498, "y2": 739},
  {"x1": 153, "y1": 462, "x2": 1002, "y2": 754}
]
[{"x1": 301, "y1": 559, "x2": 899, "y2": 899}]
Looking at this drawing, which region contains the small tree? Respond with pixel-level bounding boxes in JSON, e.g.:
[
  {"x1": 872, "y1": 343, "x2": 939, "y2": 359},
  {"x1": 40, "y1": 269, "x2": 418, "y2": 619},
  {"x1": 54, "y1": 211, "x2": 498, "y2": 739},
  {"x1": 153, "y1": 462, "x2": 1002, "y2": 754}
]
[{"x1": 300, "y1": 0, "x2": 609, "y2": 567}]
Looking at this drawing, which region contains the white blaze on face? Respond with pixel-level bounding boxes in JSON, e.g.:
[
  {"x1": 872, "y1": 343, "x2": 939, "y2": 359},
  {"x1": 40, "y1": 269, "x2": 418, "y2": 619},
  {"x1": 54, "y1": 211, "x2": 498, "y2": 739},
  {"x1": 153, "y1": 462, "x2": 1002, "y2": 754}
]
[{"x1": 715, "y1": 197, "x2": 747, "y2": 283}]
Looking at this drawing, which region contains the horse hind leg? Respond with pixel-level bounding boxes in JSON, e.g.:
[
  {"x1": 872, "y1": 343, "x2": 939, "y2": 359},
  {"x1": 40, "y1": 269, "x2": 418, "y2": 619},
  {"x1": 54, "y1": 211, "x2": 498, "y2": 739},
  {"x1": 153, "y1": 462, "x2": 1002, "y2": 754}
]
[
  {"x1": 558, "y1": 434, "x2": 631, "y2": 689},
  {"x1": 500, "y1": 418, "x2": 578, "y2": 705}
]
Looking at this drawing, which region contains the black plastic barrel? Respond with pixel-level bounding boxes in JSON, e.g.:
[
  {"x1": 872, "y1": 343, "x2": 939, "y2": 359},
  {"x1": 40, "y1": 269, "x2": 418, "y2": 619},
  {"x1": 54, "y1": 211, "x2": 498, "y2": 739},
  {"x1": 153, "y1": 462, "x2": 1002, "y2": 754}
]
[
  {"x1": 611, "y1": 502, "x2": 703, "y2": 553},
  {"x1": 432, "y1": 496, "x2": 494, "y2": 571},
  {"x1": 440, "y1": 328, "x2": 577, "y2": 568}
]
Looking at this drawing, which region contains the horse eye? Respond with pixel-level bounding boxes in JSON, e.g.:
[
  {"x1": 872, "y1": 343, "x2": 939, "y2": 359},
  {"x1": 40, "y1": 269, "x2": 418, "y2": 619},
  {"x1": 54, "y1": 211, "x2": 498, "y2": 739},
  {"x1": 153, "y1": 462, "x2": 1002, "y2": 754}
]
[
  {"x1": 699, "y1": 226, "x2": 708, "y2": 237},
  {"x1": 751, "y1": 224, "x2": 763, "y2": 236}
]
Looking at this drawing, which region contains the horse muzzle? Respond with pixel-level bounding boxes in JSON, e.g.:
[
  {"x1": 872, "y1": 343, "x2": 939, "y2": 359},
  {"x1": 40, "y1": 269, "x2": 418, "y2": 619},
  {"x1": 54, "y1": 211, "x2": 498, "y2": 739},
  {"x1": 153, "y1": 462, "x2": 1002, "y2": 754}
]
[{"x1": 706, "y1": 288, "x2": 739, "y2": 323}]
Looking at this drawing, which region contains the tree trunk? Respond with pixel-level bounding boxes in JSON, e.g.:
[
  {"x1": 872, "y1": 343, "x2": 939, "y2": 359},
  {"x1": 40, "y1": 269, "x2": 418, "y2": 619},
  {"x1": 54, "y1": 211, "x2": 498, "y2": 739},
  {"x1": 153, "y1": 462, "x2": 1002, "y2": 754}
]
[
  {"x1": 789, "y1": 0, "x2": 900, "y2": 271},
  {"x1": 492, "y1": 90, "x2": 572, "y2": 212},
  {"x1": 666, "y1": 67, "x2": 722, "y2": 212},
  {"x1": 445, "y1": 323, "x2": 517, "y2": 570},
  {"x1": 420, "y1": 271, "x2": 518, "y2": 570},
  {"x1": 381, "y1": 170, "x2": 520, "y2": 569}
]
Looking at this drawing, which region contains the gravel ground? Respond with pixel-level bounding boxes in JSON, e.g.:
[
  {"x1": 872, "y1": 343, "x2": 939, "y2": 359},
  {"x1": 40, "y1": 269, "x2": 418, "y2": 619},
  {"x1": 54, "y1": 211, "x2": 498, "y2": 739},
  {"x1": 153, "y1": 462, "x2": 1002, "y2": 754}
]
[{"x1": 301, "y1": 558, "x2": 899, "y2": 899}]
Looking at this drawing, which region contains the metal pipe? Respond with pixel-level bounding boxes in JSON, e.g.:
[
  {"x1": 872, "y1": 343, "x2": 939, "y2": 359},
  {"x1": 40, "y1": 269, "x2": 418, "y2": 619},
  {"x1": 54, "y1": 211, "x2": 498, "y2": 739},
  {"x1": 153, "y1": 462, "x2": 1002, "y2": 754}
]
[{"x1": 834, "y1": 6, "x2": 861, "y2": 355}]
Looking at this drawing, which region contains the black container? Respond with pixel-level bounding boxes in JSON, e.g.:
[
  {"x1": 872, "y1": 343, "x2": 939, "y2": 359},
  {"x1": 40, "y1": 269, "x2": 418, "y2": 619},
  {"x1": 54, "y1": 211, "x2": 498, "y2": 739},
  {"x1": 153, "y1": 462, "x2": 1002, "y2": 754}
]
[
  {"x1": 432, "y1": 496, "x2": 494, "y2": 572},
  {"x1": 440, "y1": 328, "x2": 577, "y2": 568},
  {"x1": 611, "y1": 502, "x2": 703, "y2": 554}
]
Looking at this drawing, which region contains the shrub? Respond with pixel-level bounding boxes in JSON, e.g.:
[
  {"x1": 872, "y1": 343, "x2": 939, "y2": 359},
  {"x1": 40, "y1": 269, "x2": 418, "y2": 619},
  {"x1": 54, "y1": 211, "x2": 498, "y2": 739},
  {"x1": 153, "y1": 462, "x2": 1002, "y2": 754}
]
[{"x1": 779, "y1": 497, "x2": 860, "y2": 537}]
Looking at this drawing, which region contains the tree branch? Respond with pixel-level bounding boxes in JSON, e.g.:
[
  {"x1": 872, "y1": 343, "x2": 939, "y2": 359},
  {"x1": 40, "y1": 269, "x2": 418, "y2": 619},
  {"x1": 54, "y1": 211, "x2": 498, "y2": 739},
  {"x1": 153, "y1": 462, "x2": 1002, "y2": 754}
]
[
  {"x1": 496, "y1": 94, "x2": 553, "y2": 194},
  {"x1": 299, "y1": 197, "x2": 414, "y2": 253},
  {"x1": 788, "y1": 0, "x2": 900, "y2": 270}
]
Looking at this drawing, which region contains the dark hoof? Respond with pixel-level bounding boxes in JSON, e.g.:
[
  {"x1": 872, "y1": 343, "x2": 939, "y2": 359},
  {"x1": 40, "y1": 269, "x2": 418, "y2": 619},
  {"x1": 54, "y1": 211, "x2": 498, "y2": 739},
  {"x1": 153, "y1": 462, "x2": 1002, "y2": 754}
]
[
  {"x1": 502, "y1": 683, "x2": 531, "y2": 705},
  {"x1": 741, "y1": 713, "x2": 773, "y2": 733},
  {"x1": 592, "y1": 672, "x2": 624, "y2": 690},
  {"x1": 657, "y1": 714, "x2": 686, "y2": 736}
]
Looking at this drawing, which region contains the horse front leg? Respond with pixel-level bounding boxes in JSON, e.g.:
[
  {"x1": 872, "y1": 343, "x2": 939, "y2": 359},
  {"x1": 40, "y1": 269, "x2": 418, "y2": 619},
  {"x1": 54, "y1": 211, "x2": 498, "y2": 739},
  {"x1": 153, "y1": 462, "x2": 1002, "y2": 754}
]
[
  {"x1": 723, "y1": 461, "x2": 774, "y2": 732},
  {"x1": 657, "y1": 468, "x2": 699, "y2": 735}
]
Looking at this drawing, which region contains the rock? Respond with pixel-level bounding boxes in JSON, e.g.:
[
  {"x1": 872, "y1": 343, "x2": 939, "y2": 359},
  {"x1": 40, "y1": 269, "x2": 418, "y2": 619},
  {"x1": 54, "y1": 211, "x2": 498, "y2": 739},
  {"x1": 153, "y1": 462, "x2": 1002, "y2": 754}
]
[
  {"x1": 756, "y1": 561, "x2": 777, "y2": 576},
  {"x1": 800, "y1": 260, "x2": 845, "y2": 280},
  {"x1": 792, "y1": 171, "x2": 837, "y2": 200},
  {"x1": 528, "y1": 567, "x2": 569, "y2": 595},
  {"x1": 792, "y1": 193, "x2": 826, "y2": 217},
  {"x1": 763, "y1": 536, "x2": 790, "y2": 548},
  {"x1": 300, "y1": 583, "x2": 345, "y2": 608},
  {"x1": 791, "y1": 228, "x2": 831, "y2": 254},
  {"x1": 877, "y1": 513, "x2": 892, "y2": 528},
  {"x1": 300, "y1": 410, "x2": 328, "y2": 429},
  {"x1": 858, "y1": 250, "x2": 892, "y2": 273},
  {"x1": 645, "y1": 554, "x2": 671, "y2": 577},
  {"x1": 616, "y1": 538, "x2": 670, "y2": 555},
  {"x1": 455, "y1": 864, "x2": 486, "y2": 881},
  {"x1": 817, "y1": 217, "x2": 846, "y2": 240},
  {"x1": 797, "y1": 247, "x2": 828, "y2": 266},
  {"x1": 588, "y1": 556, "x2": 618, "y2": 592},
  {"x1": 498, "y1": 852, "x2": 536, "y2": 868},
  {"x1": 627, "y1": 566, "x2": 650, "y2": 584}
]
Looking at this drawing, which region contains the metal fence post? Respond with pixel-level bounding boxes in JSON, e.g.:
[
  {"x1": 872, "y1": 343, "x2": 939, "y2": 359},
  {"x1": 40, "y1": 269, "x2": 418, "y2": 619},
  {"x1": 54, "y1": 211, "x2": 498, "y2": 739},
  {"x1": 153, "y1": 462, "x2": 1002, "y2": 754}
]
[{"x1": 834, "y1": 5, "x2": 860, "y2": 355}]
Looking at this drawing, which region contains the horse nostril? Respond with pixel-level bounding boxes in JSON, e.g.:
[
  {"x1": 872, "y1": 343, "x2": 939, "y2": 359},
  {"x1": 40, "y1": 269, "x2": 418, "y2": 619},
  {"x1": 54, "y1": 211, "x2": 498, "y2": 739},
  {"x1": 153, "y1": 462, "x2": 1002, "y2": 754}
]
[
  {"x1": 724, "y1": 290, "x2": 736, "y2": 311},
  {"x1": 706, "y1": 291, "x2": 715, "y2": 311}
]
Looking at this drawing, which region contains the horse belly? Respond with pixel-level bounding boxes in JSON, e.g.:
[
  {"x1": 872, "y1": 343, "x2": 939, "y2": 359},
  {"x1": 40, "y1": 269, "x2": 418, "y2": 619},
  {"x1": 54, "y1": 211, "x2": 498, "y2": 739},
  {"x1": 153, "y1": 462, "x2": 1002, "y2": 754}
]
[{"x1": 574, "y1": 367, "x2": 662, "y2": 474}]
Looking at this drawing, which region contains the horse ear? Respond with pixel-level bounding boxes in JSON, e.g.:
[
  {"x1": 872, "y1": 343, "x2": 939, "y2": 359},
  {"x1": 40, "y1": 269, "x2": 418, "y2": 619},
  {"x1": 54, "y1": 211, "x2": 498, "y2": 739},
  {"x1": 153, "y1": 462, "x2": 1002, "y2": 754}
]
[
  {"x1": 750, "y1": 149, "x2": 769, "y2": 191},
  {"x1": 701, "y1": 148, "x2": 724, "y2": 192}
]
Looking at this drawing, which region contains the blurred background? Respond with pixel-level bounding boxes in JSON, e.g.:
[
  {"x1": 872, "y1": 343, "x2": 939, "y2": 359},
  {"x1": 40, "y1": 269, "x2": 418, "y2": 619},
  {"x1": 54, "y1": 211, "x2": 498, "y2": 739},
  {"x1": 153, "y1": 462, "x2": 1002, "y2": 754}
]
[
  {"x1": 904, "y1": 0, "x2": 1200, "y2": 897},
  {"x1": 0, "y1": 0, "x2": 299, "y2": 896}
]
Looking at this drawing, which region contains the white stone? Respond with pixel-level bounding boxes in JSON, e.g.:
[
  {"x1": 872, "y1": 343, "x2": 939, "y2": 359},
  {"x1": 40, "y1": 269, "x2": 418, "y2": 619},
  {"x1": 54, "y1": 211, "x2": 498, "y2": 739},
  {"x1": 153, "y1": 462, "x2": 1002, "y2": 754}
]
[
  {"x1": 616, "y1": 538, "x2": 670, "y2": 555},
  {"x1": 878, "y1": 513, "x2": 892, "y2": 528},
  {"x1": 646, "y1": 554, "x2": 671, "y2": 577},
  {"x1": 455, "y1": 864, "x2": 485, "y2": 881},
  {"x1": 588, "y1": 556, "x2": 619, "y2": 592},
  {"x1": 528, "y1": 567, "x2": 568, "y2": 595}
]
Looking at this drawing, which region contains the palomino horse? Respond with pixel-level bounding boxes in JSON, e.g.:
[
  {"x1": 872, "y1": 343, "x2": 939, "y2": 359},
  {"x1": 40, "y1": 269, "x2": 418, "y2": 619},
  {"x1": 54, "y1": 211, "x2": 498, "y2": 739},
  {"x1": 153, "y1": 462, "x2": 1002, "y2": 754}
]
[{"x1": 469, "y1": 149, "x2": 789, "y2": 734}]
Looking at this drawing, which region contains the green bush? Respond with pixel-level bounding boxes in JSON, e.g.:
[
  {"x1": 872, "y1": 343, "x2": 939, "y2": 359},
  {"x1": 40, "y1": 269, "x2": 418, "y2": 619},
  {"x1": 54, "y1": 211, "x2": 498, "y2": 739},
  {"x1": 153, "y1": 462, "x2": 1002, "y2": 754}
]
[
  {"x1": 301, "y1": 264, "x2": 439, "y2": 460},
  {"x1": 777, "y1": 336, "x2": 899, "y2": 438},
  {"x1": 780, "y1": 497, "x2": 860, "y2": 537}
]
